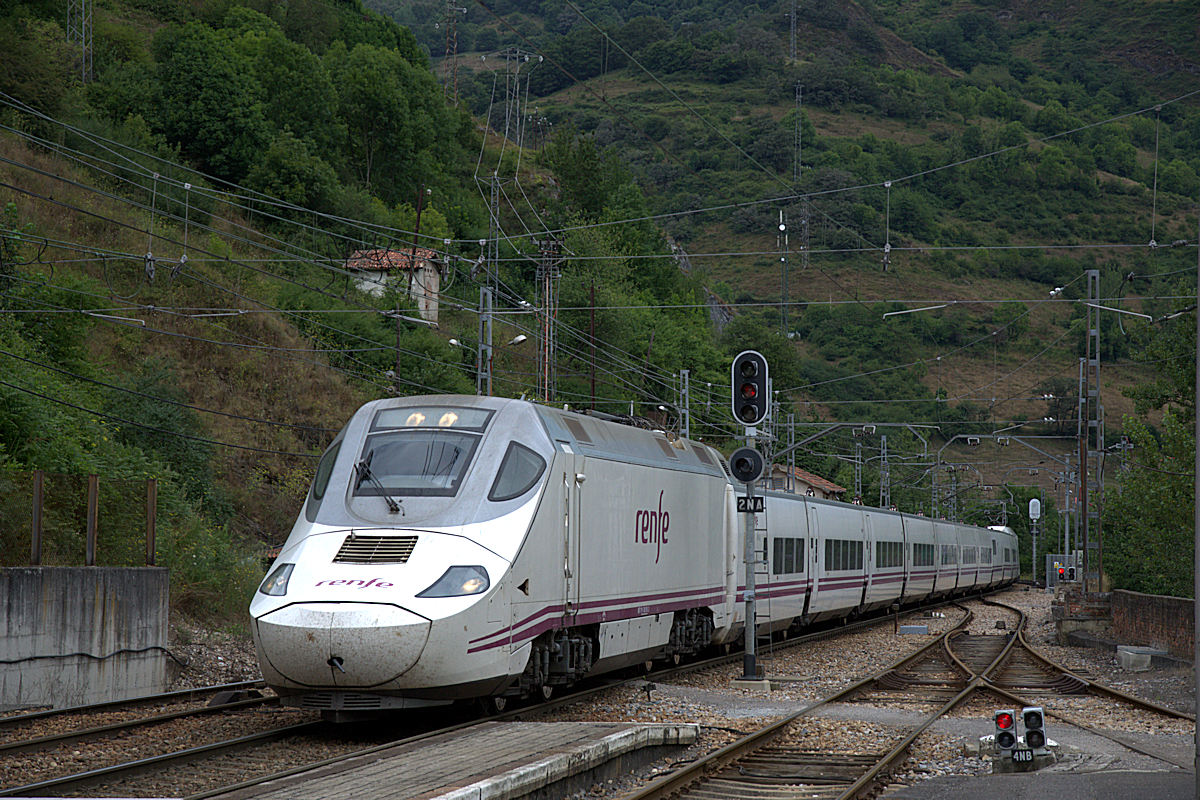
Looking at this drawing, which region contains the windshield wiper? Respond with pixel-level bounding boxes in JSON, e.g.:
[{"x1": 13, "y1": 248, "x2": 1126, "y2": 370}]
[{"x1": 353, "y1": 451, "x2": 403, "y2": 515}]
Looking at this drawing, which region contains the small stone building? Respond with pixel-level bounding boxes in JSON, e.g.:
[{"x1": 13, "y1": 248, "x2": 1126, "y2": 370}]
[
  {"x1": 345, "y1": 248, "x2": 441, "y2": 324},
  {"x1": 764, "y1": 464, "x2": 846, "y2": 500}
]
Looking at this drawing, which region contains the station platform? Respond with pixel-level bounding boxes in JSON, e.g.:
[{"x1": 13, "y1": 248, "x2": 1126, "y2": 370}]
[{"x1": 210, "y1": 720, "x2": 697, "y2": 800}]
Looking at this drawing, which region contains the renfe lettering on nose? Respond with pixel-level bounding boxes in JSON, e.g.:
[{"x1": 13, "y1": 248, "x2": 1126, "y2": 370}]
[{"x1": 634, "y1": 490, "x2": 670, "y2": 564}]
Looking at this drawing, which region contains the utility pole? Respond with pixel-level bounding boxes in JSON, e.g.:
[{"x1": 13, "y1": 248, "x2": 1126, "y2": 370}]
[
  {"x1": 1080, "y1": 269, "x2": 1104, "y2": 593},
  {"x1": 789, "y1": 0, "x2": 797, "y2": 62},
  {"x1": 536, "y1": 237, "x2": 561, "y2": 402},
  {"x1": 778, "y1": 210, "x2": 789, "y2": 335},
  {"x1": 854, "y1": 437, "x2": 863, "y2": 502},
  {"x1": 477, "y1": 286, "x2": 493, "y2": 396},
  {"x1": 589, "y1": 280, "x2": 596, "y2": 409},
  {"x1": 679, "y1": 369, "x2": 691, "y2": 440},
  {"x1": 442, "y1": 3, "x2": 467, "y2": 104},
  {"x1": 66, "y1": 0, "x2": 92, "y2": 82},
  {"x1": 880, "y1": 434, "x2": 891, "y2": 508}
]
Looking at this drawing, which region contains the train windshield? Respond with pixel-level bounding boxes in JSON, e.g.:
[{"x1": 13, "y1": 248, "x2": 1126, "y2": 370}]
[{"x1": 354, "y1": 430, "x2": 480, "y2": 497}]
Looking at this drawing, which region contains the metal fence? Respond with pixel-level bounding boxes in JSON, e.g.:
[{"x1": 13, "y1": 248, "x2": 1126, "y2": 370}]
[{"x1": 0, "y1": 471, "x2": 157, "y2": 567}]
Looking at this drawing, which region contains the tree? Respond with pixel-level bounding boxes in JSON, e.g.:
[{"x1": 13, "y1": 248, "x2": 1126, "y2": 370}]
[
  {"x1": 228, "y1": 9, "x2": 344, "y2": 157},
  {"x1": 1102, "y1": 414, "x2": 1193, "y2": 596},
  {"x1": 152, "y1": 22, "x2": 270, "y2": 181},
  {"x1": 324, "y1": 42, "x2": 448, "y2": 202},
  {"x1": 247, "y1": 130, "x2": 339, "y2": 211}
]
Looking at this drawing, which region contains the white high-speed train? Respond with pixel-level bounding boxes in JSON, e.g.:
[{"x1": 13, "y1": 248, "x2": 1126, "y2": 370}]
[{"x1": 250, "y1": 395, "x2": 1018, "y2": 716}]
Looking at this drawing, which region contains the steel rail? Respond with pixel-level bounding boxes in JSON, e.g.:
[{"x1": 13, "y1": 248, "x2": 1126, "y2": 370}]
[
  {"x1": 6, "y1": 592, "x2": 1001, "y2": 799},
  {"x1": 0, "y1": 679, "x2": 265, "y2": 730},
  {"x1": 982, "y1": 681, "x2": 1194, "y2": 770},
  {"x1": 0, "y1": 721, "x2": 323, "y2": 797},
  {"x1": 618, "y1": 606, "x2": 976, "y2": 799}
]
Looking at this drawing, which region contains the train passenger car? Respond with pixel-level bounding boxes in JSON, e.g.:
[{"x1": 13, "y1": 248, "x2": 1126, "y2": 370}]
[
  {"x1": 901, "y1": 515, "x2": 938, "y2": 604},
  {"x1": 863, "y1": 509, "x2": 905, "y2": 613},
  {"x1": 251, "y1": 395, "x2": 1018, "y2": 717}
]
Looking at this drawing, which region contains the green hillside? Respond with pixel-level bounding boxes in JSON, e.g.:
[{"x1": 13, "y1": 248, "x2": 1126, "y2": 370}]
[{"x1": 0, "y1": 0, "x2": 1196, "y2": 612}]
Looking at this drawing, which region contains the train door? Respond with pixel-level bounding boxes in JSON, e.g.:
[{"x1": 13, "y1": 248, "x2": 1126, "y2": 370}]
[
  {"x1": 562, "y1": 453, "x2": 584, "y2": 623},
  {"x1": 800, "y1": 502, "x2": 819, "y2": 619},
  {"x1": 859, "y1": 513, "x2": 874, "y2": 609}
]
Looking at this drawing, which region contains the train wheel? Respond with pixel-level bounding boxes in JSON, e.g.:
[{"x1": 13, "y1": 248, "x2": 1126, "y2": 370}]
[
  {"x1": 670, "y1": 653, "x2": 682, "y2": 666},
  {"x1": 479, "y1": 695, "x2": 508, "y2": 715},
  {"x1": 643, "y1": 660, "x2": 654, "y2": 673},
  {"x1": 538, "y1": 684, "x2": 554, "y2": 701}
]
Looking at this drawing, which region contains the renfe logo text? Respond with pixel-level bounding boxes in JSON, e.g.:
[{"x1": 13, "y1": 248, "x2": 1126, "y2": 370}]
[
  {"x1": 315, "y1": 578, "x2": 394, "y2": 588},
  {"x1": 635, "y1": 490, "x2": 670, "y2": 564}
]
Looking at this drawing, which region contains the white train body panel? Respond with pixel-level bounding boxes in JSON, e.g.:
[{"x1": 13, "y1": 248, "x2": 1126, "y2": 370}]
[{"x1": 250, "y1": 395, "x2": 1018, "y2": 712}]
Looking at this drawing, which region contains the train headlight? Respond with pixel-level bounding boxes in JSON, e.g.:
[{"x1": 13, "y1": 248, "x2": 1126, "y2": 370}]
[
  {"x1": 258, "y1": 563, "x2": 295, "y2": 596},
  {"x1": 417, "y1": 565, "x2": 490, "y2": 598}
]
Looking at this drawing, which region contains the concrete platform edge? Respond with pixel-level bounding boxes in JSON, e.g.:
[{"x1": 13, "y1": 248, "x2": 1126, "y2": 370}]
[{"x1": 432, "y1": 723, "x2": 699, "y2": 800}]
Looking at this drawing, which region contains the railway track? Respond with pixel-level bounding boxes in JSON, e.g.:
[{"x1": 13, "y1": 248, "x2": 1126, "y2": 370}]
[
  {"x1": 620, "y1": 598, "x2": 1195, "y2": 800},
  {"x1": 0, "y1": 594, "x2": 987, "y2": 798}
]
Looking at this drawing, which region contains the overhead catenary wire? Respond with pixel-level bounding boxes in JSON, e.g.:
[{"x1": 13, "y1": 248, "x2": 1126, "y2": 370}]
[{"x1": 0, "y1": 376, "x2": 320, "y2": 458}]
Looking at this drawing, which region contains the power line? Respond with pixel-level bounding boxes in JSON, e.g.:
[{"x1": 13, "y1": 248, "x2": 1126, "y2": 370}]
[{"x1": 0, "y1": 376, "x2": 319, "y2": 458}]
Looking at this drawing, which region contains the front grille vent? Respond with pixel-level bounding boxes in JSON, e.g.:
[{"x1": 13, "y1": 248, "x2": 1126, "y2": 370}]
[
  {"x1": 333, "y1": 534, "x2": 417, "y2": 564},
  {"x1": 300, "y1": 692, "x2": 386, "y2": 710}
]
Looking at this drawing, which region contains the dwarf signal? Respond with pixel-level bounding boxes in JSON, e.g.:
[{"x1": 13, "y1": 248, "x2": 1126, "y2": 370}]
[
  {"x1": 994, "y1": 709, "x2": 1017, "y2": 755},
  {"x1": 1023, "y1": 706, "x2": 1048, "y2": 754}
]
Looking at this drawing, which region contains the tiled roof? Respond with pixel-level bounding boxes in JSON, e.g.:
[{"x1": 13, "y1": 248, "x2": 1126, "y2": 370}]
[
  {"x1": 345, "y1": 248, "x2": 438, "y2": 272},
  {"x1": 773, "y1": 464, "x2": 846, "y2": 493}
]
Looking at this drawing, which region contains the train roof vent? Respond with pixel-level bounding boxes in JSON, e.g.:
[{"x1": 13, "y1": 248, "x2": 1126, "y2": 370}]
[
  {"x1": 333, "y1": 534, "x2": 417, "y2": 564},
  {"x1": 563, "y1": 416, "x2": 593, "y2": 444},
  {"x1": 654, "y1": 436, "x2": 679, "y2": 459}
]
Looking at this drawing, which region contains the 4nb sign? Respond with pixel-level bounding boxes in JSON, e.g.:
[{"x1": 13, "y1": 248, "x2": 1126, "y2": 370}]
[{"x1": 736, "y1": 496, "x2": 765, "y2": 513}]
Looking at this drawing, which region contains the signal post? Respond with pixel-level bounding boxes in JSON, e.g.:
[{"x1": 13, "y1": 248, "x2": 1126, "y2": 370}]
[{"x1": 729, "y1": 350, "x2": 770, "y2": 687}]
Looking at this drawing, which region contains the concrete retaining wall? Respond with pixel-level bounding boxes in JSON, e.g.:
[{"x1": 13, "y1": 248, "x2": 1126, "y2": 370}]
[
  {"x1": 1, "y1": 567, "x2": 169, "y2": 710},
  {"x1": 1110, "y1": 589, "x2": 1194, "y2": 658}
]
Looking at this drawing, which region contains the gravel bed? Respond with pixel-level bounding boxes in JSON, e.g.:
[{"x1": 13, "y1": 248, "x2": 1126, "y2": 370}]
[
  {"x1": 6, "y1": 590, "x2": 1191, "y2": 799},
  {"x1": 548, "y1": 588, "x2": 1196, "y2": 798},
  {"x1": 0, "y1": 707, "x2": 318, "y2": 791},
  {"x1": 0, "y1": 696, "x2": 239, "y2": 745},
  {"x1": 167, "y1": 616, "x2": 262, "y2": 690}
]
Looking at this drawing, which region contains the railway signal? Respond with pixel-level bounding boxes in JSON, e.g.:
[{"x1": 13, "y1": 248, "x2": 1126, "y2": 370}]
[
  {"x1": 730, "y1": 350, "x2": 769, "y2": 427},
  {"x1": 729, "y1": 446, "x2": 765, "y2": 484},
  {"x1": 994, "y1": 709, "x2": 1017, "y2": 756},
  {"x1": 1022, "y1": 706, "x2": 1048, "y2": 754}
]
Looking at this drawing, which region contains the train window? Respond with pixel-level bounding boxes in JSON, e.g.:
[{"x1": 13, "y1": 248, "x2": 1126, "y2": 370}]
[
  {"x1": 312, "y1": 440, "x2": 341, "y2": 501},
  {"x1": 354, "y1": 430, "x2": 479, "y2": 497},
  {"x1": 772, "y1": 537, "x2": 804, "y2": 574},
  {"x1": 824, "y1": 539, "x2": 863, "y2": 571},
  {"x1": 912, "y1": 543, "x2": 935, "y2": 567},
  {"x1": 940, "y1": 545, "x2": 958, "y2": 565},
  {"x1": 962, "y1": 546, "x2": 976, "y2": 565},
  {"x1": 373, "y1": 406, "x2": 493, "y2": 432},
  {"x1": 875, "y1": 540, "x2": 903, "y2": 569},
  {"x1": 488, "y1": 442, "x2": 548, "y2": 502},
  {"x1": 305, "y1": 439, "x2": 342, "y2": 521}
]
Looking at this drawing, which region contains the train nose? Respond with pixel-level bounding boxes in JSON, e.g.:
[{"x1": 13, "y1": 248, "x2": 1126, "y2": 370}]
[{"x1": 255, "y1": 603, "x2": 431, "y2": 687}]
